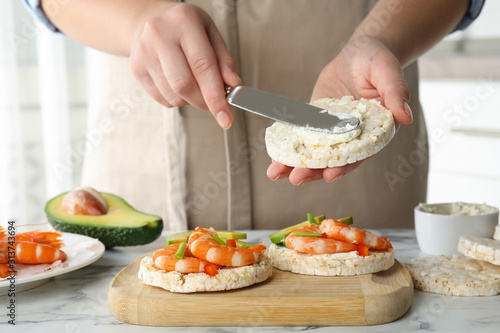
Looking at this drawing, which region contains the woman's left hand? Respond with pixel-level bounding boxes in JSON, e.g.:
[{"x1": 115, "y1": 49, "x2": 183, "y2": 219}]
[{"x1": 267, "y1": 36, "x2": 413, "y2": 185}]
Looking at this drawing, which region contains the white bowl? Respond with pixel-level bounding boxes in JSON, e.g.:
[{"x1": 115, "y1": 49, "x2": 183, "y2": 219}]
[{"x1": 414, "y1": 202, "x2": 499, "y2": 255}]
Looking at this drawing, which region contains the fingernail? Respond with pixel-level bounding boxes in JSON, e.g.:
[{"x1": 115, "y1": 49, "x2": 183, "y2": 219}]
[
  {"x1": 272, "y1": 173, "x2": 283, "y2": 181},
  {"x1": 216, "y1": 111, "x2": 231, "y2": 129},
  {"x1": 326, "y1": 174, "x2": 343, "y2": 183},
  {"x1": 233, "y1": 72, "x2": 241, "y2": 82},
  {"x1": 297, "y1": 177, "x2": 312, "y2": 185},
  {"x1": 404, "y1": 101, "x2": 413, "y2": 123}
]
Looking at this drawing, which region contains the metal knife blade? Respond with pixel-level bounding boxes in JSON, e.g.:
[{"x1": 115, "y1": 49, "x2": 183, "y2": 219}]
[{"x1": 226, "y1": 86, "x2": 360, "y2": 133}]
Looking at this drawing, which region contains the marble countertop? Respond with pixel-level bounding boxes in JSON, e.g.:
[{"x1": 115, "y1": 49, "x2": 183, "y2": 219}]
[{"x1": 2, "y1": 229, "x2": 499, "y2": 333}]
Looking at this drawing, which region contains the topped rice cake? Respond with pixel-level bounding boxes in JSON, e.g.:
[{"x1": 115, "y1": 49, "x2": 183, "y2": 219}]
[{"x1": 265, "y1": 96, "x2": 395, "y2": 168}]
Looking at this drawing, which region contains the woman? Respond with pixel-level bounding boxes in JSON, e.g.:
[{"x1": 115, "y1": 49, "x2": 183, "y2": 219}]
[{"x1": 25, "y1": 0, "x2": 483, "y2": 230}]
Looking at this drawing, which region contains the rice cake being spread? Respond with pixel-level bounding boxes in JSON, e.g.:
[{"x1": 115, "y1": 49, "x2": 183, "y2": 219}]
[
  {"x1": 138, "y1": 254, "x2": 272, "y2": 293},
  {"x1": 494, "y1": 225, "x2": 500, "y2": 241},
  {"x1": 405, "y1": 255, "x2": 500, "y2": 296},
  {"x1": 268, "y1": 244, "x2": 394, "y2": 276},
  {"x1": 458, "y1": 235, "x2": 500, "y2": 266},
  {"x1": 265, "y1": 96, "x2": 395, "y2": 168}
]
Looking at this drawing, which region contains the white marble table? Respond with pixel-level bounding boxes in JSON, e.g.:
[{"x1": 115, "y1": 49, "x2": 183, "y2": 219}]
[{"x1": 2, "y1": 229, "x2": 499, "y2": 333}]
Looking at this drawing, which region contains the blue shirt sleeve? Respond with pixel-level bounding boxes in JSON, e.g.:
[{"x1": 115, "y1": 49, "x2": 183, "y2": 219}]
[
  {"x1": 23, "y1": 0, "x2": 485, "y2": 35},
  {"x1": 453, "y1": 0, "x2": 486, "y2": 32},
  {"x1": 22, "y1": 0, "x2": 60, "y2": 32}
]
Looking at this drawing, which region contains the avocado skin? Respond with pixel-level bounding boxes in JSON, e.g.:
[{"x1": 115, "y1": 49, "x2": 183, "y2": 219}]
[
  {"x1": 49, "y1": 218, "x2": 163, "y2": 248},
  {"x1": 45, "y1": 192, "x2": 163, "y2": 248}
]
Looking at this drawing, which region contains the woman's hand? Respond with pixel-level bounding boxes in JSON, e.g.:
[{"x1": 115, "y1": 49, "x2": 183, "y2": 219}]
[
  {"x1": 129, "y1": 3, "x2": 241, "y2": 129},
  {"x1": 267, "y1": 36, "x2": 413, "y2": 185}
]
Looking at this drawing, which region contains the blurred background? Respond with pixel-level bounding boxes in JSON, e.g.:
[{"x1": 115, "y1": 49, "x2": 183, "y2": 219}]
[{"x1": 1, "y1": 0, "x2": 499, "y2": 226}]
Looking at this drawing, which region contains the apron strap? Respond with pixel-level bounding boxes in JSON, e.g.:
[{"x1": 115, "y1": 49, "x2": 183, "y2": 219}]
[{"x1": 214, "y1": 0, "x2": 253, "y2": 229}]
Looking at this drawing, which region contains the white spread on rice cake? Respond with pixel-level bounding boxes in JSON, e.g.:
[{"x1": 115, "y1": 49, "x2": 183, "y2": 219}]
[
  {"x1": 265, "y1": 96, "x2": 395, "y2": 168},
  {"x1": 138, "y1": 254, "x2": 272, "y2": 293},
  {"x1": 405, "y1": 255, "x2": 500, "y2": 296},
  {"x1": 458, "y1": 235, "x2": 500, "y2": 266},
  {"x1": 268, "y1": 244, "x2": 394, "y2": 276},
  {"x1": 494, "y1": 225, "x2": 500, "y2": 241}
]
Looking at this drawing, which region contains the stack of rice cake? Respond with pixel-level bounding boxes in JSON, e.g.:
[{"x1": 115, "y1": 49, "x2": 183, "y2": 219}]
[{"x1": 405, "y1": 223, "x2": 500, "y2": 296}]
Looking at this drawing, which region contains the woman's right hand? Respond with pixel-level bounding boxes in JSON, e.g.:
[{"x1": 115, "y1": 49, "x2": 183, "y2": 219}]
[{"x1": 129, "y1": 3, "x2": 241, "y2": 129}]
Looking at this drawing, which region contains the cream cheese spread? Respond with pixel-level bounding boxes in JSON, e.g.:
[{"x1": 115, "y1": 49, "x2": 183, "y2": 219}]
[{"x1": 419, "y1": 202, "x2": 497, "y2": 216}]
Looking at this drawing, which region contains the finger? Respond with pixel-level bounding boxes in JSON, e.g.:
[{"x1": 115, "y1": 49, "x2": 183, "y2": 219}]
[
  {"x1": 288, "y1": 167, "x2": 324, "y2": 186},
  {"x1": 130, "y1": 55, "x2": 174, "y2": 107},
  {"x1": 207, "y1": 23, "x2": 241, "y2": 88},
  {"x1": 181, "y1": 23, "x2": 233, "y2": 129},
  {"x1": 322, "y1": 160, "x2": 364, "y2": 182},
  {"x1": 372, "y1": 58, "x2": 412, "y2": 125},
  {"x1": 156, "y1": 42, "x2": 206, "y2": 108},
  {"x1": 148, "y1": 60, "x2": 188, "y2": 107},
  {"x1": 267, "y1": 160, "x2": 293, "y2": 180},
  {"x1": 140, "y1": 73, "x2": 174, "y2": 108}
]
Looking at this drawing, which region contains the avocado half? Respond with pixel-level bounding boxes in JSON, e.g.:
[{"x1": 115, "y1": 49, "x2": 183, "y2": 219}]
[{"x1": 45, "y1": 192, "x2": 163, "y2": 248}]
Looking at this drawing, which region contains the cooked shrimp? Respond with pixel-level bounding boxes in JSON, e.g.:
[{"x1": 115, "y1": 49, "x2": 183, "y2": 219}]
[
  {"x1": 285, "y1": 224, "x2": 357, "y2": 254},
  {"x1": 152, "y1": 243, "x2": 221, "y2": 275},
  {"x1": 0, "y1": 224, "x2": 65, "y2": 248},
  {"x1": 188, "y1": 227, "x2": 266, "y2": 267},
  {"x1": 0, "y1": 263, "x2": 12, "y2": 278},
  {"x1": 13, "y1": 230, "x2": 64, "y2": 248},
  {"x1": 320, "y1": 219, "x2": 392, "y2": 250},
  {"x1": 0, "y1": 241, "x2": 67, "y2": 264}
]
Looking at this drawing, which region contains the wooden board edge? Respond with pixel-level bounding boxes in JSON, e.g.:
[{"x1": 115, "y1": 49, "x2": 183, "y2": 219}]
[
  {"x1": 361, "y1": 260, "x2": 414, "y2": 325},
  {"x1": 108, "y1": 265, "x2": 137, "y2": 325}
]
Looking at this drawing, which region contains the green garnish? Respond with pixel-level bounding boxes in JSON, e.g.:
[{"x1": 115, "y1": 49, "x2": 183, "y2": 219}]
[
  {"x1": 337, "y1": 216, "x2": 354, "y2": 225},
  {"x1": 292, "y1": 232, "x2": 323, "y2": 237},
  {"x1": 307, "y1": 212, "x2": 315, "y2": 225},
  {"x1": 316, "y1": 215, "x2": 326, "y2": 224},
  {"x1": 213, "y1": 234, "x2": 228, "y2": 246},
  {"x1": 174, "y1": 242, "x2": 187, "y2": 259},
  {"x1": 235, "y1": 240, "x2": 254, "y2": 248}
]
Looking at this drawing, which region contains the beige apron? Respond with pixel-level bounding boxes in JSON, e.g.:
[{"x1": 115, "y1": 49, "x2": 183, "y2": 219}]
[{"x1": 82, "y1": 0, "x2": 428, "y2": 231}]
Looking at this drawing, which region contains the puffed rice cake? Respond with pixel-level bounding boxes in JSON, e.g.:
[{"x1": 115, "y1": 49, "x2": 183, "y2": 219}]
[
  {"x1": 458, "y1": 235, "x2": 500, "y2": 266},
  {"x1": 265, "y1": 96, "x2": 395, "y2": 168},
  {"x1": 405, "y1": 255, "x2": 500, "y2": 296},
  {"x1": 268, "y1": 244, "x2": 394, "y2": 276},
  {"x1": 494, "y1": 225, "x2": 500, "y2": 241},
  {"x1": 138, "y1": 254, "x2": 272, "y2": 293}
]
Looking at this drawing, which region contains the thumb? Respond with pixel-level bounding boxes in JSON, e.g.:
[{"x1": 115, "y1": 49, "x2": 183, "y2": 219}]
[{"x1": 372, "y1": 58, "x2": 412, "y2": 125}]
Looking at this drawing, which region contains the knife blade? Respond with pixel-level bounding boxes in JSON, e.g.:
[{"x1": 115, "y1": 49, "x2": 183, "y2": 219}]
[{"x1": 226, "y1": 86, "x2": 360, "y2": 134}]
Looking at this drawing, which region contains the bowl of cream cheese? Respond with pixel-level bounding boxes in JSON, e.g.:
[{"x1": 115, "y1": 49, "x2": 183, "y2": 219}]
[{"x1": 415, "y1": 202, "x2": 499, "y2": 255}]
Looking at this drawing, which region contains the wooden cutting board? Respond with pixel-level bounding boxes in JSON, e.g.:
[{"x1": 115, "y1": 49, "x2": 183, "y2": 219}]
[{"x1": 108, "y1": 254, "x2": 413, "y2": 326}]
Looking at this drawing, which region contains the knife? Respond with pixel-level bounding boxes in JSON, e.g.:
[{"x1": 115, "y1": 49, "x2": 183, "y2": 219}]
[{"x1": 225, "y1": 86, "x2": 360, "y2": 134}]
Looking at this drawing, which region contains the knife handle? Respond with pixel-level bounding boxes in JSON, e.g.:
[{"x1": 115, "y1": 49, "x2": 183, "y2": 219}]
[{"x1": 224, "y1": 85, "x2": 233, "y2": 97}]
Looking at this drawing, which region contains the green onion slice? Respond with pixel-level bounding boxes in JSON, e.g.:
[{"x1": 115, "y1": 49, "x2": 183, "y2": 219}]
[
  {"x1": 174, "y1": 242, "x2": 187, "y2": 259},
  {"x1": 213, "y1": 234, "x2": 228, "y2": 246},
  {"x1": 307, "y1": 212, "x2": 315, "y2": 225}
]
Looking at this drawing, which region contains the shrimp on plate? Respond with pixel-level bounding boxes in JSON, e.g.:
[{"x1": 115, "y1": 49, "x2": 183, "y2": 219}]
[
  {"x1": 320, "y1": 219, "x2": 392, "y2": 250},
  {"x1": 0, "y1": 263, "x2": 12, "y2": 278},
  {"x1": 8, "y1": 230, "x2": 64, "y2": 248},
  {"x1": 0, "y1": 223, "x2": 67, "y2": 266},
  {"x1": 0, "y1": 241, "x2": 67, "y2": 264},
  {"x1": 285, "y1": 224, "x2": 358, "y2": 254},
  {"x1": 152, "y1": 242, "x2": 220, "y2": 276},
  {"x1": 1, "y1": 224, "x2": 64, "y2": 247},
  {"x1": 188, "y1": 227, "x2": 266, "y2": 267}
]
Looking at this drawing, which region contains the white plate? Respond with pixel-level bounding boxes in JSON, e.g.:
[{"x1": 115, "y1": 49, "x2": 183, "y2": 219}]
[{"x1": 0, "y1": 232, "x2": 105, "y2": 295}]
